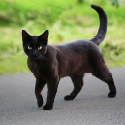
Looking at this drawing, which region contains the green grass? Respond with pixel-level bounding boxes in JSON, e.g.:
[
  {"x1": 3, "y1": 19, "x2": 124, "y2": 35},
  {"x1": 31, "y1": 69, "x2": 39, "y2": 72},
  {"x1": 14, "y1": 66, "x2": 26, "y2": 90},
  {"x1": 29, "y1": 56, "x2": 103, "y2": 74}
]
[{"x1": 0, "y1": 0, "x2": 125, "y2": 75}]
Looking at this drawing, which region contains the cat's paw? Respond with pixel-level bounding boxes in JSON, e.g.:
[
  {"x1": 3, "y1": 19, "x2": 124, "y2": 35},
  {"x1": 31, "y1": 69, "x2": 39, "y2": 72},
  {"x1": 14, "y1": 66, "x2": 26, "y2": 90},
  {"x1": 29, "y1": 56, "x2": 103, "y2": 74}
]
[
  {"x1": 64, "y1": 95, "x2": 74, "y2": 101},
  {"x1": 108, "y1": 92, "x2": 116, "y2": 98},
  {"x1": 43, "y1": 104, "x2": 53, "y2": 110},
  {"x1": 37, "y1": 100, "x2": 43, "y2": 108}
]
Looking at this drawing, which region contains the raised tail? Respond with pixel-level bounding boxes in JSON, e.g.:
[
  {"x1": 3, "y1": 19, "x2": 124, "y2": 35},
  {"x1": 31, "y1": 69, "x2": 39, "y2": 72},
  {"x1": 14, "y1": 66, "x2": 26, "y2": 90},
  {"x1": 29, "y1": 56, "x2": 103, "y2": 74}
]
[{"x1": 90, "y1": 4, "x2": 107, "y2": 46}]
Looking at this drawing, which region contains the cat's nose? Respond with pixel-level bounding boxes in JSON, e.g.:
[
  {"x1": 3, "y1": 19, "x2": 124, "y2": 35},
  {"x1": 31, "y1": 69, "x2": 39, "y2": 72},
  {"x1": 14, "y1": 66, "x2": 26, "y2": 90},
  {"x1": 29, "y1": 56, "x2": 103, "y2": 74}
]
[{"x1": 33, "y1": 50, "x2": 38, "y2": 56}]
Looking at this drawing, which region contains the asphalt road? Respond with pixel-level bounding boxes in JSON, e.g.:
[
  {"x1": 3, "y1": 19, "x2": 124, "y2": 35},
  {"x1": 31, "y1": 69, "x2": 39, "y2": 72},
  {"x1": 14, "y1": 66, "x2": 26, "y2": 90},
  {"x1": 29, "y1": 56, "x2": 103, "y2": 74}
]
[{"x1": 0, "y1": 68, "x2": 125, "y2": 125}]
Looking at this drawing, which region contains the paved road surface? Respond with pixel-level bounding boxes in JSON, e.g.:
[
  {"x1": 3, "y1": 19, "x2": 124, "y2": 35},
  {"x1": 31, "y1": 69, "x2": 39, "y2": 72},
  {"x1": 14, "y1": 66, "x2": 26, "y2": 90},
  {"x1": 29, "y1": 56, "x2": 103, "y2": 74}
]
[{"x1": 0, "y1": 68, "x2": 125, "y2": 125}]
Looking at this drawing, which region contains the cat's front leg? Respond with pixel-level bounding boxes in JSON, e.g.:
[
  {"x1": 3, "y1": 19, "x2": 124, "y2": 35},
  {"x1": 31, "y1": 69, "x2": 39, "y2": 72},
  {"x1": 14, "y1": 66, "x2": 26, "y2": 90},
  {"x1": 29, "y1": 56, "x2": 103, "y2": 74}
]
[
  {"x1": 35, "y1": 78, "x2": 46, "y2": 108},
  {"x1": 43, "y1": 77, "x2": 59, "y2": 110}
]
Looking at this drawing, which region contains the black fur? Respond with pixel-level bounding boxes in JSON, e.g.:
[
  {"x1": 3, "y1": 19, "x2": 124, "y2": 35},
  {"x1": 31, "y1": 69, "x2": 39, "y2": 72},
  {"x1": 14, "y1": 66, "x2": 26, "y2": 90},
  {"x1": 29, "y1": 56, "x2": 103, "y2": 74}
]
[{"x1": 22, "y1": 5, "x2": 116, "y2": 110}]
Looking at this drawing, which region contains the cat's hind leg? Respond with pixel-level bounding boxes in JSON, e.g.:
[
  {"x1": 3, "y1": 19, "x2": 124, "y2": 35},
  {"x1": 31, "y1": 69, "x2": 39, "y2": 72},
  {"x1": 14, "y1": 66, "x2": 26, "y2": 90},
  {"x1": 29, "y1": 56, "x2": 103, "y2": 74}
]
[
  {"x1": 92, "y1": 66, "x2": 116, "y2": 98},
  {"x1": 64, "y1": 75, "x2": 84, "y2": 101}
]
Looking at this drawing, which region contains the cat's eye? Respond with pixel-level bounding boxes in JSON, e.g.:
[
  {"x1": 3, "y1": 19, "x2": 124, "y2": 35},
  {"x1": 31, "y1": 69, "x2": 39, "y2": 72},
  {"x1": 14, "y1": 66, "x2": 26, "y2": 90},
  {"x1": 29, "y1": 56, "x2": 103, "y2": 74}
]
[
  {"x1": 38, "y1": 46, "x2": 42, "y2": 50},
  {"x1": 28, "y1": 46, "x2": 32, "y2": 50}
]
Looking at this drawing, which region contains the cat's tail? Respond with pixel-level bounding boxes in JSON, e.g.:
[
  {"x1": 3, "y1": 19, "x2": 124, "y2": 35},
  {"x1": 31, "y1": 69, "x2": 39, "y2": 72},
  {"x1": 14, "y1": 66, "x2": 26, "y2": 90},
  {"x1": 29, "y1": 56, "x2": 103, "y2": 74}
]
[{"x1": 90, "y1": 4, "x2": 107, "y2": 46}]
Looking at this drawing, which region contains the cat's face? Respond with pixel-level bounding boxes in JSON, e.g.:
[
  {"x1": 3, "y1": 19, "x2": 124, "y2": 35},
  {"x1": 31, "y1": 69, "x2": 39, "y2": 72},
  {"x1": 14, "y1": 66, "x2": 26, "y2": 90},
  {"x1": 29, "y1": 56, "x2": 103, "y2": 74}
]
[{"x1": 22, "y1": 30, "x2": 48, "y2": 60}]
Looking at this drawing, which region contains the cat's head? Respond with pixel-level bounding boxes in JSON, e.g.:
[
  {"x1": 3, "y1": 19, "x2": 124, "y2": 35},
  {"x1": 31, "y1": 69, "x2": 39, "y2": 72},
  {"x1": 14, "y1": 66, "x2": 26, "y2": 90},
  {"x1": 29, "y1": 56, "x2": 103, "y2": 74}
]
[{"x1": 22, "y1": 30, "x2": 48, "y2": 60}]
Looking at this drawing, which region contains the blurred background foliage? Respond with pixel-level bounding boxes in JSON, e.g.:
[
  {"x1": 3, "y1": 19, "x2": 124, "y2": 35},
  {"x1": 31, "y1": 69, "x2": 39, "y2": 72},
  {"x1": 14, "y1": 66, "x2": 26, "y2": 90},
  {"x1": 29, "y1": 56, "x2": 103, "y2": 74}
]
[{"x1": 0, "y1": 0, "x2": 125, "y2": 74}]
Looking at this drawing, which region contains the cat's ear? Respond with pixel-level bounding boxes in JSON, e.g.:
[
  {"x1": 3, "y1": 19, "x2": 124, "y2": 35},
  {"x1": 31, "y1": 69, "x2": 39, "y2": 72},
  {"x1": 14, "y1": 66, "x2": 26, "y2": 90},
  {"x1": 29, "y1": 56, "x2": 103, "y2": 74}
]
[
  {"x1": 39, "y1": 30, "x2": 49, "y2": 41},
  {"x1": 22, "y1": 30, "x2": 31, "y2": 41}
]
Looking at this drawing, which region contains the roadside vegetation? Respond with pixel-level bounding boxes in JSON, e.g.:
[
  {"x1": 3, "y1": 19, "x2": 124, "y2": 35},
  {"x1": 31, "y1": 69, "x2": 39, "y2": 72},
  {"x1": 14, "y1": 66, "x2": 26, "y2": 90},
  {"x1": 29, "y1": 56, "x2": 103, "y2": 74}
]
[{"x1": 0, "y1": 0, "x2": 125, "y2": 74}]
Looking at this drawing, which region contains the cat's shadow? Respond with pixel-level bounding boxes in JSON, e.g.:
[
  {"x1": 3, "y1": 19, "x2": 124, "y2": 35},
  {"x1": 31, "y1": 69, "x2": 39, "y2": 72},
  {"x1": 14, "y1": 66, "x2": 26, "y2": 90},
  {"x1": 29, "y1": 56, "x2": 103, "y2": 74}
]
[
  {"x1": 53, "y1": 95, "x2": 109, "y2": 110},
  {"x1": 17, "y1": 95, "x2": 107, "y2": 112}
]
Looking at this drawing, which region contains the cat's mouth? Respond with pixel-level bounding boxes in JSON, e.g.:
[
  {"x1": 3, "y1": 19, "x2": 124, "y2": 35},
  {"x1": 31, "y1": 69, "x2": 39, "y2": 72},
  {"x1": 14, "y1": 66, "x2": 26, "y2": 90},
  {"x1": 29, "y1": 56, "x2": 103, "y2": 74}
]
[
  {"x1": 29, "y1": 55, "x2": 44, "y2": 61},
  {"x1": 28, "y1": 55, "x2": 39, "y2": 60}
]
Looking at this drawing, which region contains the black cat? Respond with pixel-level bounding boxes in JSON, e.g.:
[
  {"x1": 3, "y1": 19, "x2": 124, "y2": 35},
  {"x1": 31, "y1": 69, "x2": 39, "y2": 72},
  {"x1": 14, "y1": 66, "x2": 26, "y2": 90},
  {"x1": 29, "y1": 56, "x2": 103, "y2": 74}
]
[{"x1": 22, "y1": 5, "x2": 116, "y2": 110}]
